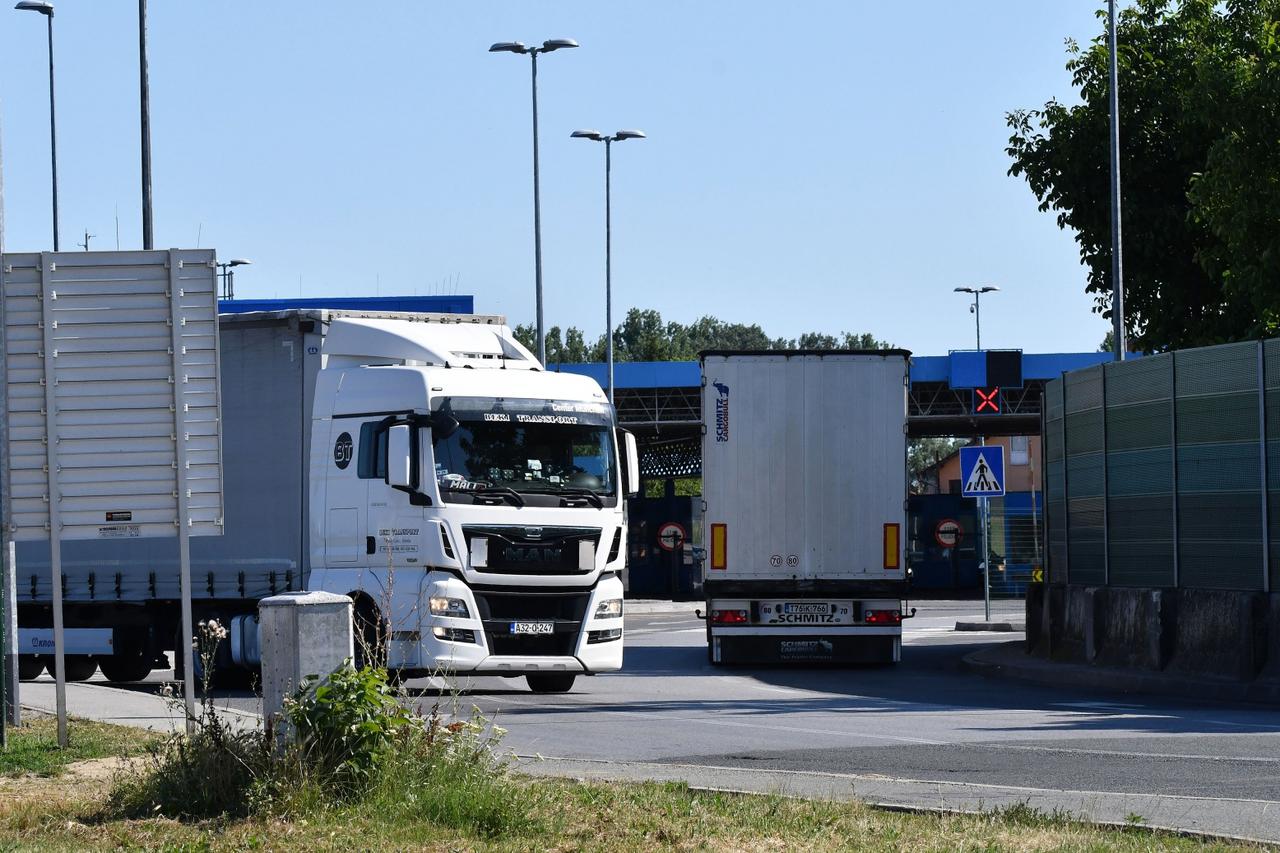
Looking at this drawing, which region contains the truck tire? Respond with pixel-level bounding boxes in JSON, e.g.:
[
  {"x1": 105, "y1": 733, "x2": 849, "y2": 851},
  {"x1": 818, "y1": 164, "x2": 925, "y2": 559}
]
[
  {"x1": 526, "y1": 673, "x2": 576, "y2": 694},
  {"x1": 351, "y1": 597, "x2": 388, "y2": 672},
  {"x1": 18, "y1": 655, "x2": 46, "y2": 680},
  {"x1": 99, "y1": 651, "x2": 154, "y2": 683},
  {"x1": 60, "y1": 655, "x2": 98, "y2": 682}
]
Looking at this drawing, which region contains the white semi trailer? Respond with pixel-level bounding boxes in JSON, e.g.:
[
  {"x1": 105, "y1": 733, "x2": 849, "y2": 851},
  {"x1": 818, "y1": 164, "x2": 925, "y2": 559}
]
[
  {"x1": 700, "y1": 351, "x2": 911, "y2": 665},
  {"x1": 17, "y1": 308, "x2": 638, "y2": 693}
]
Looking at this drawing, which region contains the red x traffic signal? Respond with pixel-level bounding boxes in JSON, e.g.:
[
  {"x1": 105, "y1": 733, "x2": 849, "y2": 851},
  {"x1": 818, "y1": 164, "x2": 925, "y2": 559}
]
[{"x1": 973, "y1": 386, "x2": 1001, "y2": 414}]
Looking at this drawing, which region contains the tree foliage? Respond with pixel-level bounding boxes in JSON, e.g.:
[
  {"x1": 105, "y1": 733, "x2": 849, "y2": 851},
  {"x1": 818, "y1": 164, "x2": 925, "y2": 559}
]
[
  {"x1": 514, "y1": 308, "x2": 893, "y2": 364},
  {"x1": 1007, "y1": 0, "x2": 1280, "y2": 350},
  {"x1": 908, "y1": 438, "x2": 967, "y2": 494}
]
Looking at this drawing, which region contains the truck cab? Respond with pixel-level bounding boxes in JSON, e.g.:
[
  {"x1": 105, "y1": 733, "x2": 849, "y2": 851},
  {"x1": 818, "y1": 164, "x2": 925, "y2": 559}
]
[{"x1": 307, "y1": 318, "x2": 638, "y2": 692}]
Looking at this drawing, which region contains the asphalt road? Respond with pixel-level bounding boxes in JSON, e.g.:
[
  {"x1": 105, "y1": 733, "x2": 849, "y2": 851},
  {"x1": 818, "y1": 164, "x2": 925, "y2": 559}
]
[
  {"x1": 29, "y1": 599, "x2": 1280, "y2": 840},
  {"x1": 408, "y1": 599, "x2": 1280, "y2": 840},
  {"x1": 399, "y1": 601, "x2": 1279, "y2": 795}
]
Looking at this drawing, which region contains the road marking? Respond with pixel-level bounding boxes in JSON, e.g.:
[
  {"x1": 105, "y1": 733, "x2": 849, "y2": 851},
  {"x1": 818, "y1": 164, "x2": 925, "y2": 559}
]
[
  {"x1": 483, "y1": 694, "x2": 943, "y2": 745},
  {"x1": 520, "y1": 755, "x2": 1280, "y2": 807},
  {"x1": 979, "y1": 742, "x2": 1280, "y2": 764}
]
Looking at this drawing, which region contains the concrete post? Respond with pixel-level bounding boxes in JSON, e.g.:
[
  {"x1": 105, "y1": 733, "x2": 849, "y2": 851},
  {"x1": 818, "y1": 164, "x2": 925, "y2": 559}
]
[{"x1": 259, "y1": 591, "x2": 353, "y2": 738}]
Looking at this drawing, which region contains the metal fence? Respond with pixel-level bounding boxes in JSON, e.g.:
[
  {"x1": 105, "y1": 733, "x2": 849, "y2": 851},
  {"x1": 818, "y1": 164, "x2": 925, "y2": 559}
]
[{"x1": 1044, "y1": 339, "x2": 1278, "y2": 591}]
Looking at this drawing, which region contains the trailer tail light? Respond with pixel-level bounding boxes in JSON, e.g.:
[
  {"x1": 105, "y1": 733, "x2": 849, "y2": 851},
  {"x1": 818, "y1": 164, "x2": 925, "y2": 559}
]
[
  {"x1": 864, "y1": 609, "x2": 902, "y2": 625},
  {"x1": 710, "y1": 523, "x2": 727, "y2": 570},
  {"x1": 883, "y1": 523, "x2": 900, "y2": 571},
  {"x1": 710, "y1": 608, "x2": 748, "y2": 625}
]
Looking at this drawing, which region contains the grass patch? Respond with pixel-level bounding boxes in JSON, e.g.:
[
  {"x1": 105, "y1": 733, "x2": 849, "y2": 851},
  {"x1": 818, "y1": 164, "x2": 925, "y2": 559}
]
[
  {"x1": 0, "y1": 771, "x2": 1263, "y2": 850},
  {"x1": 0, "y1": 715, "x2": 157, "y2": 778}
]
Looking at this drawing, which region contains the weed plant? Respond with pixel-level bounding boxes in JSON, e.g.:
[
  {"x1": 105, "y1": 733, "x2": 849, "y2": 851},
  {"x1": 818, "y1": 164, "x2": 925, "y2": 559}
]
[{"x1": 104, "y1": 619, "x2": 533, "y2": 838}]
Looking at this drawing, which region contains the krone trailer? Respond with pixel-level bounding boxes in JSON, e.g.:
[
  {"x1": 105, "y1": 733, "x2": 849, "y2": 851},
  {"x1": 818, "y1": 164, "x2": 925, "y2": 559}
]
[
  {"x1": 701, "y1": 350, "x2": 910, "y2": 665},
  {"x1": 16, "y1": 300, "x2": 638, "y2": 693}
]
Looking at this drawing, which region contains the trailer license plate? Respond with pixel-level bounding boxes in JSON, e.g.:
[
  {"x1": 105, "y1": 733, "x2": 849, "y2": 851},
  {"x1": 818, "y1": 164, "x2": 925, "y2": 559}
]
[
  {"x1": 511, "y1": 621, "x2": 554, "y2": 635},
  {"x1": 760, "y1": 602, "x2": 853, "y2": 625}
]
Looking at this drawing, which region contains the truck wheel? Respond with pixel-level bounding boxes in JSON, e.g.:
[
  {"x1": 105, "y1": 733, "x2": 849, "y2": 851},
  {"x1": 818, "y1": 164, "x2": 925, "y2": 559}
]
[
  {"x1": 99, "y1": 652, "x2": 154, "y2": 683},
  {"x1": 351, "y1": 598, "x2": 388, "y2": 671},
  {"x1": 18, "y1": 655, "x2": 46, "y2": 680},
  {"x1": 61, "y1": 655, "x2": 98, "y2": 682},
  {"x1": 526, "y1": 673, "x2": 576, "y2": 694}
]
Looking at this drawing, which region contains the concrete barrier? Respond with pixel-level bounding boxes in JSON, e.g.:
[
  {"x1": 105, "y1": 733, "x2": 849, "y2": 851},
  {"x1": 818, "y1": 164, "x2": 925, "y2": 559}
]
[
  {"x1": 1024, "y1": 584, "x2": 1045, "y2": 655},
  {"x1": 1049, "y1": 585, "x2": 1093, "y2": 664},
  {"x1": 1166, "y1": 589, "x2": 1267, "y2": 681},
  {"x1": 1092, "y1": 587, "x2": 1172, "y2": 671},
  {"x1": 1026, "y1": 583, "x2": 1279, "y2": 700}
]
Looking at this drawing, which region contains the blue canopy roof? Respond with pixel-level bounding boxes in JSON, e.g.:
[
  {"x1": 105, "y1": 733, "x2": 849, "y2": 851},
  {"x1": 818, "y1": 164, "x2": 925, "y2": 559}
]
[{"x1": 554, "y1": 352, "x2": 1112, "y2": 390}]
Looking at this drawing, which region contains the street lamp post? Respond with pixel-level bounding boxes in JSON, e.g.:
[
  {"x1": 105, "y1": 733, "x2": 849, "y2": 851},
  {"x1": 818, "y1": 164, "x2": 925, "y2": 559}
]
[
  {"x1": 1107, "y1": 0, "x2": 1126, "y2": 361},
  {"x1": 571, "y1": 129, "x2": 646, "y2": 404},
  {"x1": 953, "y1": 285, "x2": 999, "y2": 351},
  {"x1": 490, "y1": 38, "x2": 579, "y2": 366},
  {"x1": 16, "y1": 1, "x2": 59, "y2": 251},
  {"x1": 139, "y1": 0, "x2": 154, "y2": 250},
  {"x1": 217, "y1": 259, "x2": 251, "y2": 300},
  {"x1": 954, "y1": 285, "x2": 1000, "y2": 622}
]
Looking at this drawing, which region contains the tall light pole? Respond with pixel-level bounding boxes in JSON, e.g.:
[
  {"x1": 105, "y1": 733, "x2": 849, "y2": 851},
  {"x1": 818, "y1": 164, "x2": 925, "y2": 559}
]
[
  {"x1": 16, "y1": 1, "x2": 59, "y2": 251},
  {"x1": 955, "y1": 284, "x2": 1000, "y2": 622},
  {"x1": 490, "y1": 38, "x2": 579, "y2": 366},
  {"x1": 217, "y1": 258, "x2": 251, "y2": 300},
  {"x1": 571, "y1": 129, "x2": 646, "y2": 404},
  {"x1": 139, "y1": 0, "x2": 154, "y2": 250},
  {"x1": 1107, "y1": 0, "x2": 1126, "y2": 361},
  {"x1": 953, "y1": 285, "x2": 999, "y2": 350}
]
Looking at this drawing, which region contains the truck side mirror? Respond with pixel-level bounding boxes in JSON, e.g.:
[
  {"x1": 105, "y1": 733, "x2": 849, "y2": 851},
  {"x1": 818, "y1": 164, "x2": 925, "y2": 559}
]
[
  {"x1": 386, "y1": 423, "x2": 414, "y2": 489},
  {"x1": 623, "y1": 431, "x2": 641, "y2": 497}
]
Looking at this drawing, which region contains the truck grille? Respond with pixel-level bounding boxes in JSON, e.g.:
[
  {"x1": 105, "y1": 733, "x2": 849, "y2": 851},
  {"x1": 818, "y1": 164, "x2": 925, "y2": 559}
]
[
  {"x1": 472, "y1": 586, "x2": 590, "y2": 657},
  {"x1": 463, "y1": 525, "x2": 601, "y2": 575}
]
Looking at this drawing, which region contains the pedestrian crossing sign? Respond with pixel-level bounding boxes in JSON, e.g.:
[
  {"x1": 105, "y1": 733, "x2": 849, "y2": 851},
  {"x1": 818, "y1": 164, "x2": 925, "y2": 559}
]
[{"x1": 960, "y1": 445, "x2": 1005, "y2": 498}]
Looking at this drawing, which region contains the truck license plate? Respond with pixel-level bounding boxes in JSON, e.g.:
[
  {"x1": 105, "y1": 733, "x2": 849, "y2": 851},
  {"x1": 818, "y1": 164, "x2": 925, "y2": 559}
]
[
  {"x1": 760, "y1": 601, "x2": 853, "y2": 625},
  {"x1": 511, "y1": 621, "x2": 554, "y2": 635}
]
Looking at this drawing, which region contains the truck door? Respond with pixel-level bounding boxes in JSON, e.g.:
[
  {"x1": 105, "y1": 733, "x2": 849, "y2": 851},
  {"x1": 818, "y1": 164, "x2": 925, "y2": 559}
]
[
  {"x1": 358, "y1": 418, "x2": 427, "y2": 569},
  {"x1": 325, "y1": 420, "x2": 364, "y2": 565}
]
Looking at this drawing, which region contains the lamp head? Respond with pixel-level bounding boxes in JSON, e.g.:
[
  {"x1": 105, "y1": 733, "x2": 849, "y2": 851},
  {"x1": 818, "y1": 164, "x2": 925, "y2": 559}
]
[
  {"x1": 488, "y1": 41, "x2": 528, "y2": 54},
  {"x1": 541, "y1": 38, "x2": 579, "y2": 52},
  {"x1": 571, "y1": 129, "x2": 604, "y2": 141},
  {"x1": 15, "y1": 1, "x2": 53, "y2": 16},
  {"x1": 614, "y1": 129, "x2": 647, "y2": 141},
  {"x1": 228, "y1": 258, "x2": 252, "y2": 268}
]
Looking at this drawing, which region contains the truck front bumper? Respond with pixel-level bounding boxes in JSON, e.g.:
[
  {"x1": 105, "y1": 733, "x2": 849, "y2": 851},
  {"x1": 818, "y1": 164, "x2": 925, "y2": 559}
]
[{"x1": 408, "y1": 572, "x2": 625, "y2": 676}]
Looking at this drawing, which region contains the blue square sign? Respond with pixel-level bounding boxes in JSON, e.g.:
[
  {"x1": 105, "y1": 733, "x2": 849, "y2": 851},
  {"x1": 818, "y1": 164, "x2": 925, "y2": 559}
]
[{"x1": 959, "y1": 445, "x2": 1005, "y2": 498}]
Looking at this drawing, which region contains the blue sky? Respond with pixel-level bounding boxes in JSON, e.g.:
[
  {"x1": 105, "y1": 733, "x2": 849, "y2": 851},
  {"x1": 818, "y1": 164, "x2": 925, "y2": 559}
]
[{"x1": 1, "y1": 2, "x2": 1114, "y2": 355}]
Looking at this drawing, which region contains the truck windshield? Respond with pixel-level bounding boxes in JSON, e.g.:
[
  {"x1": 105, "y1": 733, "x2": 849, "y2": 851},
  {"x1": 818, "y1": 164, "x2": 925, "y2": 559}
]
[{"x1": 432, "y1": 398, "x2": 617, "y2": 503}]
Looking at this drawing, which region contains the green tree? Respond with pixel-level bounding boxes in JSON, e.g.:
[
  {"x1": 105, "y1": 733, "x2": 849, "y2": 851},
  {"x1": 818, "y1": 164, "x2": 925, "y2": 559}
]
[
  {"x1": 512, "y1": 310, "x2": 891, "y2": 363},
  {"x1": 1007, "y1": 0, "x2": 1280, "y2": 350},
  {"x1": 908, "y1": 438, "x2": 967, "y2": 494}
]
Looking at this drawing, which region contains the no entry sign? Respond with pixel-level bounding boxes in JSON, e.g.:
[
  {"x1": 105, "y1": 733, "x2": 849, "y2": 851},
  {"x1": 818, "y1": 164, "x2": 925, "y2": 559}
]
[
  {"x1": 934, "y1": 518, "x2": 963, "y2": 548},
  {"x1": 657, "y1": 521, "x2": 687, "y2": 552}
]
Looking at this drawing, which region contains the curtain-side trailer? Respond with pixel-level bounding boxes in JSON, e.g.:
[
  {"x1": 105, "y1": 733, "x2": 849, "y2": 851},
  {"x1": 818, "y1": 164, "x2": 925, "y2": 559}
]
[{"x1": 17, "y1": 308, "x2": 638, "y2": 693}]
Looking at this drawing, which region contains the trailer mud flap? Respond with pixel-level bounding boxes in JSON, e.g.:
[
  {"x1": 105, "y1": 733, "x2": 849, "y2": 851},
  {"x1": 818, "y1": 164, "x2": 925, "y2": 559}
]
[{"x1": 716, "y1": 634, "x2": 898, "y2": 665}]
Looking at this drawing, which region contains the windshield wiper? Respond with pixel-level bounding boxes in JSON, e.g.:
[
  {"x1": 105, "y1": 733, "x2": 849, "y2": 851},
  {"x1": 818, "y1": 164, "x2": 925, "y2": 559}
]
[
  {"x1": 558, "y1": 487, "x2": 605, "y2": 508},
  {"x1": 469, "y1": 486, "x2": 525, "y2": 507},
  {"x1": 525, "y1": 486, "x2": 605, "y2": 508}
]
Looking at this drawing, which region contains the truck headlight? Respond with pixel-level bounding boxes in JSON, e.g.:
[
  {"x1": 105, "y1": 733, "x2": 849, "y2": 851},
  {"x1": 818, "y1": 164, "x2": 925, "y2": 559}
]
[
  {"x1": 429, "y1": 596, "x2": 470, "y2": 618},
  {"x1": 594, "y1": 598, "x2": 623, "y2": 618}
]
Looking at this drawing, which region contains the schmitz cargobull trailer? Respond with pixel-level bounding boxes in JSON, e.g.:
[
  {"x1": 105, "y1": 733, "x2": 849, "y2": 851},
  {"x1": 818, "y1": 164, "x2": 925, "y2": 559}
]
[{"x1": 700, "y1": 350, "x2": 911, "y2": 665}]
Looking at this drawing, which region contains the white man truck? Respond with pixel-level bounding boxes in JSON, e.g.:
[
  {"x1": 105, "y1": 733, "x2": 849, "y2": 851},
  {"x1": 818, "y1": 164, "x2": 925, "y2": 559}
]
[
  {"x1": 701, "y1": 350, "x2": 912, "y2": 665},
  {"x1": 17, "y1": 308, "x2": 637, "y2": 693}
]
